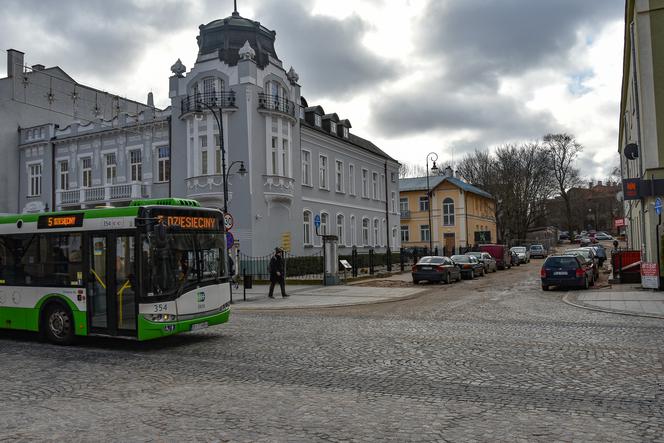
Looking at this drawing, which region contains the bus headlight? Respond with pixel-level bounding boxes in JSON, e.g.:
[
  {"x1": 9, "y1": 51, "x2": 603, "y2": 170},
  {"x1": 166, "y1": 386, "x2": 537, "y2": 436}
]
[{"x1": 145, "y1": 313, "x2": 178, "y2": 322}]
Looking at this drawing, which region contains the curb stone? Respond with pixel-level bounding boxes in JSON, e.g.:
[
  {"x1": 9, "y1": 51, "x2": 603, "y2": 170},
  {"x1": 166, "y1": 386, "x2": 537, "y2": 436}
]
[{"x1": 562, "y1": 292, "x2": 664, "y2": 319}]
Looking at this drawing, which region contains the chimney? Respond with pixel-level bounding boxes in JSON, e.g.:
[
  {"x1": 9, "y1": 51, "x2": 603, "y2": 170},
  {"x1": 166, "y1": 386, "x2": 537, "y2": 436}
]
[
  {"x1": 31, "y1": 64, "x2": 45, "y2": 71},
  {"x1": 7, "y1": 49, "x2": 24, "y2": 78},
  {"x1": 588, "y1": 180, "x2": 593, "y2": 189},
  {"x1": 444, "y1": 165, "x2": 453, "y2": 177},
  {"x1": 597, "y1": 180, "x2": 603, "y2": 186},
  {"x1": 147, "y1": 91, "x2": 154, "y2": 108}
]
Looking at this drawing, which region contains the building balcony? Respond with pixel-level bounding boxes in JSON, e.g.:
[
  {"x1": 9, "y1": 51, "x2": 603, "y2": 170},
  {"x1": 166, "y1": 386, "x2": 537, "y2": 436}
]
[
  {"x1": 263, "y1": 174, "x2": 295, "y2": 204},
  {"x1": 180, "y1": 91, "x2": 237, "y2": 117},
  {"x1": 257, "y1": 93, "x2": 296, "y2": 120},
  {"x1": 400, "y1": 210, "x2": 411, "y2": 218},
  {"x1": 56, "y1": 183, "x2": 150, "y2": 208},
  {"x1": 186, "y1": 174, "x2": 226, "y2": 199}
]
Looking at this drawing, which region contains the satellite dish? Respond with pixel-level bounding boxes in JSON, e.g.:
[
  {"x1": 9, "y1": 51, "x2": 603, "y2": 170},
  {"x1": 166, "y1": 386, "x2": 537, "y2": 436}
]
[{"x1": 624, "y1": 143, "x2": 639, "y2": 160}]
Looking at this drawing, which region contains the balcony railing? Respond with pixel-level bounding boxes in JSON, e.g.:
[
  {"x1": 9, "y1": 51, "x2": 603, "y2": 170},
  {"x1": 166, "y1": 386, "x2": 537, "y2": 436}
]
[
  {"x1": 257, "y1": 93, "x2": 296, "y2": 118},
  {"x1": 56, "y1": 183, "x2": 149, "y2": 208},
  {"x1": 185, "y1": 174, "x2": 226, "y2": 197},
  {"x1": 263, "y1": 174, "x2": 295, "y2": 204},
  {"x1": 181, "y1": 91, "x2": 237, "y2": 116},
  {"x1": 400, "y1": 210, "x2": 411, "y2": 218}
]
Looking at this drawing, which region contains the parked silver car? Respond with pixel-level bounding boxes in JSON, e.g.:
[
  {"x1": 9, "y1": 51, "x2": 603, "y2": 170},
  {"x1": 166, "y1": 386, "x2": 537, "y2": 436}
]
[
  {"x1": 465, "y1": 251, "x2": 498, "y2": 273},
  {"x1": 510, "y1": 246, "x2": 530, "y2": 264}
]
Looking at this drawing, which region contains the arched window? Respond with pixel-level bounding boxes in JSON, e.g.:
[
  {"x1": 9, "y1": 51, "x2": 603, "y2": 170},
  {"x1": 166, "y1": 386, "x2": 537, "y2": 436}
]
[
  {"x1": 362, "y1": 218, "x2": 370, "y2": 246},
  {"x1": 303, "y1": 211, "x2": 312, "y2": 245},
  {"x1": 337, "y1": 214, "x2": 344, "y2": 245},
  {"x1": 350, "y1": 215, "x2": 356, "y2": 246},
  {"x1": 443, "y1": 198, "x2": 455, "y2": 226},
  {"x1": 373, "y1": 219, "x2": 379, "y2": 246},
  {"x1": 321, "y1": 212, "x2": 329, "y2": 235}
]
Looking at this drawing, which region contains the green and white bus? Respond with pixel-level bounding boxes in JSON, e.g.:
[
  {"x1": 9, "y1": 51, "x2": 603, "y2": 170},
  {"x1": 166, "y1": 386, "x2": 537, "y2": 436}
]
[{"x1": 0, "y1": 198, "x2": 231, "y2": 344}]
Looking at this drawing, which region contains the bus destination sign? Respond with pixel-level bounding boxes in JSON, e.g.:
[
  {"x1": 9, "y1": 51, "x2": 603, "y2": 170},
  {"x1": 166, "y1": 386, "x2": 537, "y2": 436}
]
[
  {"x1": 37, "y1": 213, "x2": 85, "y2": 229},
  {"x1": 157, "y1": 215, "x2": 219, "y2": 230}
]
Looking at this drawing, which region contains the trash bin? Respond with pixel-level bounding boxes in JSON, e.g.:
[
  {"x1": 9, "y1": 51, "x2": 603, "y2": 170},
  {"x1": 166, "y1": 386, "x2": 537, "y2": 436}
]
[{"x1": 243, "y1": 274, "x2": 252, "y2": 289}]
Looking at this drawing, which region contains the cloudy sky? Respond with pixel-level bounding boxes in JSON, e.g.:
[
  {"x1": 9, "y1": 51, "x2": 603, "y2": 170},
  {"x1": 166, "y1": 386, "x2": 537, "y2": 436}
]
[{"x1": 1, "y1": 0, "x2": 625, "y2": 178}]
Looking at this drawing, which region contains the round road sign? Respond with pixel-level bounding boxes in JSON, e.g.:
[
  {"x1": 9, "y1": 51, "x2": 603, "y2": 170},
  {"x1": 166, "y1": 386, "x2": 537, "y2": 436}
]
[{"x1": 224, "y1": 213, "x2": 234, "y2": 231}]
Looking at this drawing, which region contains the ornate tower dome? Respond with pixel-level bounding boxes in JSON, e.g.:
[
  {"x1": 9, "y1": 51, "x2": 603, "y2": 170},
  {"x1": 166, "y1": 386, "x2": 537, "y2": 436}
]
[{"x1": 196, "y1": 8, "x2": 279, "y2": 69}]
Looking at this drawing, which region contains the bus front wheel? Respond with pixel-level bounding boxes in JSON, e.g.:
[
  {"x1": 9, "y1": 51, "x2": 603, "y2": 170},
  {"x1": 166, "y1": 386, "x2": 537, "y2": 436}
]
[{"x1": 42, "y1": 302, "x2": 75, "y2": 345}]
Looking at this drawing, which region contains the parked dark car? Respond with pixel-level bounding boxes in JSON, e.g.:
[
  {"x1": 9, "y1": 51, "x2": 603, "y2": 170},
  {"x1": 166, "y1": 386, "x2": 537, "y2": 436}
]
[
  {"x1": 529, "y1": 244, "x2": 547, "y2": 258},
  {"x1": 563, "y1": 248, "x2": 599, "y2": 282},
  {"x1": 479, "y1": 244, "x2": 512, "y2": 270},
  {"x1": 466, "y1": 251, "x2": 498, "y2": 273},
  {"x1": 412, "y1": 256, "x2": 461, "y2": 284},
  {"x1": 582, "y1": 245, "x2": 607, "y2": 267},
  {"x1": 451, "y1": 254, "x2": 485, "y2": 279},
  {"x1": 541, "y1": 255, "x2": 594, "y2": 290}
]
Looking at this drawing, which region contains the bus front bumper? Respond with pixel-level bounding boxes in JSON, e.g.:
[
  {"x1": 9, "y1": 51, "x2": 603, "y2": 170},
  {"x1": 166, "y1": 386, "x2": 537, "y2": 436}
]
[{"x1": 138, "y1": 306, "x2": 231, "y2": 341}]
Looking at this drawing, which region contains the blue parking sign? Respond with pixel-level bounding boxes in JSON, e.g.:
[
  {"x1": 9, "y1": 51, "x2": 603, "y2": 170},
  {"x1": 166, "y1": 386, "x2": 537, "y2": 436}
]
[{"x1": 314, "y1": 214, "x2": 321, "y2": 228}]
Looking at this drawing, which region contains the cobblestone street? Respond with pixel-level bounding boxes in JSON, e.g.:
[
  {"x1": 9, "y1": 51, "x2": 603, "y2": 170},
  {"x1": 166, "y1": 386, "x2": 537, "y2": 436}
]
[{"x1": 1, "y1": 261, "x2": 663, "y2": 442}]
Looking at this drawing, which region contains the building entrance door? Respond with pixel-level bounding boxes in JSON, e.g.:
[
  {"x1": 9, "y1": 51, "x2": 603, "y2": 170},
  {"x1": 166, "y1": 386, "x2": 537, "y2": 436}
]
[{"x1": 444, "y1": 233, "x2": 455, "y2": 256}]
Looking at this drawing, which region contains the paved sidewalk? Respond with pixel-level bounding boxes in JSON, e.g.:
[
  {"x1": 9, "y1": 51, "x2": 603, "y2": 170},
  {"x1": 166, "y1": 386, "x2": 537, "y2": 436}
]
[
  {"x1": 230, "y1": 279, "x2": 425, "y2": 310},
  {"x1": 564, "y1": 285, "x2": 664, "y2": 319}
]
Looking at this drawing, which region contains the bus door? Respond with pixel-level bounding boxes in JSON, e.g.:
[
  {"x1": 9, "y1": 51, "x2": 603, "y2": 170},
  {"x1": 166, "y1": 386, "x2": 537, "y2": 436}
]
[{"x1": 86, "y1": 233, "x2": 138, "y2": 337}]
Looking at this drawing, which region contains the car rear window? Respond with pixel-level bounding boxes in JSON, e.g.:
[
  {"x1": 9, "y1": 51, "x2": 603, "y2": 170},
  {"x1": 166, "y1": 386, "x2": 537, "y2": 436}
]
[
  {"x1": 418, "y1": 257, "x2": 445, "y2": 264},
  {"x1": 451, "y1": 255, "x2": 469, "y2": 263},
  {"x1": 545, "y1": 256, "x2": 579, "y2": 267}
]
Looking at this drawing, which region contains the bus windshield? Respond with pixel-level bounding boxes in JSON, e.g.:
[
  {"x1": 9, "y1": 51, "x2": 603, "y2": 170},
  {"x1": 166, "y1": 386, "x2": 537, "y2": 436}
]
[{"x1": 142, "y1": 231, "x2": 226, "y2": 298}]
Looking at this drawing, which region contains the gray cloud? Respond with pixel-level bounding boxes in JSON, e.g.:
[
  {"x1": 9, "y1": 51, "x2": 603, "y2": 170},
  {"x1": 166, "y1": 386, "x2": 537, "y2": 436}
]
[
  {"x1": 253, "y1": 0, "x2": 399, "y2": 100},
  {"x1": 420, "y1": 0, "x2": 624, "y2": 89}
]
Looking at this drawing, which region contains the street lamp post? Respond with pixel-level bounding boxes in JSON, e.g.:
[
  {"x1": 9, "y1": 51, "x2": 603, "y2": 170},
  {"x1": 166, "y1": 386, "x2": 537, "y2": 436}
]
[
  {"x1": 194, "y1": 100, "x2": 246, "y2": 213},
  {"x1": 425, "y1": 152, "x2": 439, "y2": 252}
]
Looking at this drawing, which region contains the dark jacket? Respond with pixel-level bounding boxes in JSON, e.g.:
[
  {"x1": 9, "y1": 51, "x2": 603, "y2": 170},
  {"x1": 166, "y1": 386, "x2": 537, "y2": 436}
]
[{"x1": 269, "y1": 254, "x2": 285, "y2": 280}]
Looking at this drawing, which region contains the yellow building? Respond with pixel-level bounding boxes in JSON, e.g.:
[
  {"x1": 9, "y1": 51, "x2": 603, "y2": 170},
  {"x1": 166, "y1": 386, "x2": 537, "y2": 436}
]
[{"x1": 399, "y1": 174, "x2": 496, "y2": 254}]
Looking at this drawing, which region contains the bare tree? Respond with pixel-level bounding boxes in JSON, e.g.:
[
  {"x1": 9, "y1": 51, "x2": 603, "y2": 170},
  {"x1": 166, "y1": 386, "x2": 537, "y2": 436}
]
[
  {"x1": 543, "y1": 133, "x2": 583, "y2": 233},
  {"x1": 399, "y1": 162, "x2": 428, "y2": 178}
]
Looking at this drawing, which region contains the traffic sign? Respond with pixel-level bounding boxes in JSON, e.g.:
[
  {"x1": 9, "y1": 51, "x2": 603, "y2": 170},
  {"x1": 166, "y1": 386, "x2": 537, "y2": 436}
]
[
  {"x1": 314, "y1": 214, "x2": 321, "y2": 228},
  {"x1": 223, "y1": 213, "x2": 234, "y2": 231},
  {"x1": 226, "y1": 231, "x2": 234, "y2": 250},
  {"x1": 656, "y1": 198, "x2": 662, "y2": 216}
]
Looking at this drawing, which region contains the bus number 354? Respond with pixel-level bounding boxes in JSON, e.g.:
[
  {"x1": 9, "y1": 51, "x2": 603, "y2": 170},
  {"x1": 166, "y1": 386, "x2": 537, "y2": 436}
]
[{"x1": 153, "y1": 304, "x2": 169, "y2": 312}]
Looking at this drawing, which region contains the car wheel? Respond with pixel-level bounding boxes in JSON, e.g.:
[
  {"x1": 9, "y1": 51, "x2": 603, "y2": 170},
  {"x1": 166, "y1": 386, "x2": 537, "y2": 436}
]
[
  {"x1": 446, "y1": 273, "x2": 451, "y2": 284},
  {"x1": 42, "y1": 302, "x2": 75, "y2": 345},
  {"x1": 542, "y1": 284, "x2": 549, "y2": 291}
]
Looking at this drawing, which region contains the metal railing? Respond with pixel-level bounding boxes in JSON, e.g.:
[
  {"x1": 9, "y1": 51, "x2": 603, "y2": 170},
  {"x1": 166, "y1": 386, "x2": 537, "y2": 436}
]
[
  {"x1": 181, "y1": 91, "x2": 237, "y2": 116},
  {"x1": 257, "y1": 93, "x2": 296, "y2": 118}
]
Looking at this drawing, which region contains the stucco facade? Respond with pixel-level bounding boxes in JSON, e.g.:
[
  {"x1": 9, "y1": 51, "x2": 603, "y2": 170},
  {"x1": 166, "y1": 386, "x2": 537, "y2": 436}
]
[
  {"x1": 8, "y1": 9, "x2": 400, "y2": 257},
  {"x1": 399, "y1": 175, "x2": 496, "y2": 254}
]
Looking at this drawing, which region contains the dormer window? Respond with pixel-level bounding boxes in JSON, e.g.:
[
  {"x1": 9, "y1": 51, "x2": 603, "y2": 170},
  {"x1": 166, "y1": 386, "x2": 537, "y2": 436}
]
[
  {"x1": 342, "y1": 127, "x2": 349, "y2": 138},
  {"x1": 315, "y1": 115, "x2": 322, "y2": 127},
  {"x1": 330, "y1": 122, "x2": 337, "y2": 134}
]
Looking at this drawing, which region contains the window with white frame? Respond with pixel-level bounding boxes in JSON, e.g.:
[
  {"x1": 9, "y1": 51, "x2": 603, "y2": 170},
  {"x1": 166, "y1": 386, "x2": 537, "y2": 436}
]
[
  {"x1": 400, "y1": 225, "x2": 409, "y2": 242},
  {"x1": 391, "y1": 192, "x2": 396, "y2": 212},
  {"x1": 28, "y1": 163, "x2": 42, "y2": 197},
  {"x1": 199, "y1": 135, "x2": 208, "y2": 175},
  {"x1": 105, "y1": 153, "x2": 117, "y2": 184},
  {"x1": 335, "y1": 160, "x2": 344, "y2": 192},
  {"x1": 373, "y1": 219, "x2": 379, "y2": 246},
  {"x1": 214, "y1": 134, "x2": 221, "y2": 174},
  {"x1": 158, "y1": 147, "x2": 170, "y2": 182},
  {"x1": 282, "y1": 139, "x2": 289, "y2": 176},
  {"x1": 302, "y1": 150, "x2": 311, "y2": 185},
  {"x1": 420, "y1": 224, "x2": 430, "y2": 242},
  {"x1": 362, "y1": 169, "x2": 369, "y2": 197},
  {"x1": 337, "y1": 214, "x2": 344, "y2": 245},
  {"x1": 348, "y1": 164, "x2": 355, "y2": 195},
  {"x1": 342, "y1": 127, "x2": 349, "y2": 138},
  {"x1": 382, "y1": 219, "x2": 386, "y2": 246},
  {"x1": 299, "y1": 107, "x2": 305, "y2": 120},
  {"x1": 82, "y1": 157, "x2": 92, "y2": 188},
  {"x1": 130, "y1": 150, "x2": 142, "y2": 182},
  {"x1": 443, "y1": 198, "x2": 455, "y2": 226},
  {"x1": 319, "y1": 155, "x2": 328, "y2": 189},
  {"x1": 303, "y1": 211, "x2": 312, "y2": 245},
  {"x1": 330, "y1": 121, "x2": 337, "y2": 135},
  {"x1": 400, "y1": 197, "x2": 409, "y2": 212},
  {"x1": 372, "y1": 172, "x2": 378, "y2": 199},
  {"x1": 59, "y1": 161, "x2": 69, "y2": 191},
  {"x1": 315, "y1": 114, "x2": 322, "y2": 127},
  {"x1": 320, "y1": 212, "x2": 329, "y2": 235},
  {"x1": 419, "y1": 196, "x2": 429, "y2": 211},
  {"x1": 271, "y1": 136, "x2": 279, "y2": 174},
  {"x1": 362, "y1": 218, "x2": 370, "y2": 246},
  {"x1": 350, "y1": 215, "x2": 357, "y2": 246}
]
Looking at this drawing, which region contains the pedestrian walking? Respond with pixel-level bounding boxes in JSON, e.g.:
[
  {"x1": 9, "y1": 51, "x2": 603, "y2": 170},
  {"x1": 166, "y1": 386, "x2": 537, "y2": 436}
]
[{"x1": 268, "y1": 247, "x2": 289, "y2": 298}]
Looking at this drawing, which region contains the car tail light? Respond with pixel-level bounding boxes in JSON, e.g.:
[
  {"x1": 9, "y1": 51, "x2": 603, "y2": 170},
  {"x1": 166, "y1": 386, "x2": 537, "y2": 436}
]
[
  {"x1": 576, "y1": 268, "x2": 584, "y2": 277},
  {"x1": 436, "y1": 265, "x2": 446, "y2": 272},
  {"x1": 412, "y1": 265, "x2": 417, "y2": 273},
  {"x1": 540, "y1": 268, "x2": 546, "y2": 278},
  {"x1": 464, "y1": 264, "x2": 472, "y2": 269}
]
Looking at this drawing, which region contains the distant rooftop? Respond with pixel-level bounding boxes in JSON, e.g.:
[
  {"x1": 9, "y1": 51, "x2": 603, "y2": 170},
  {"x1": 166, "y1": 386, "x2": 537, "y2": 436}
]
[{"x1": 399, "y1": 175, "x2": 493, "y2": 199}]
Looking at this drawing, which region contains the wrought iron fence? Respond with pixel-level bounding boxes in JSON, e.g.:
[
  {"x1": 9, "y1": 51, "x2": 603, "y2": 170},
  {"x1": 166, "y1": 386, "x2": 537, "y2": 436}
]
[
  {"x1": 257, "y1": 93, "x2": 296, "y2": 118},
  {"x1": 239, "y1": 250, "x2": 324, "y2": 281},
  {"x1": 181, "y1": 91, "x2": 237, "y2": 115}
]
